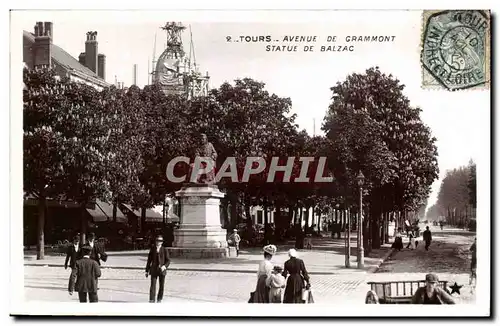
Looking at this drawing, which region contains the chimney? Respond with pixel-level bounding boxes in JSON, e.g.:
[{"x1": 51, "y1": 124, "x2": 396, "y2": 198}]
[
  {"x1": 98, "y1": 54, "x2": 106, "y2": 80},
  {"x1": 33, "y1": 21, "x2": 52, "y2": 68},
  {"x1": 133, "y1": 64, "x2": 137, "y2": 85},
  {"x1": 78, "y1": 53, "x2": 86, "y2": 66},
  {"x1": 84, "y1": 31, "x2": 98, "y2": 74}
]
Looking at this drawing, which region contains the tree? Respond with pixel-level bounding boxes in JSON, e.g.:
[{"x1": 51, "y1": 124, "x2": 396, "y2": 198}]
[
  {"x1": 24, "y1": 67, "x2": 68, "y2": 259},
  {"x1": 322, "y1": 67, "x2": 439, "y2": 250}
]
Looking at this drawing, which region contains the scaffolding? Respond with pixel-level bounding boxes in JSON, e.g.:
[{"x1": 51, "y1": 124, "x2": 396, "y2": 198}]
[{"x1": 151, "y1": 22, "x2": 209, "y2": 98}]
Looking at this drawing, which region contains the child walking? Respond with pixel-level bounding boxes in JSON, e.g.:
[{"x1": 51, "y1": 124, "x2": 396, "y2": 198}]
[{"x1": 266, "y1": 265, "x2": 286, "y2": 303}]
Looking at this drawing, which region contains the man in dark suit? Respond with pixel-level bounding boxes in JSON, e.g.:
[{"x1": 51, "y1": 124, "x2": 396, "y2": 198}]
[
  {"x1": 69, "y1": 245, "x2": 101, "y2": 303},
  {"x1": 64, "y1": 235, "x2": 81, "y2": 293},
  {"x1": 145, "y1": 235, "x2": 170, "y2": 303},
  {"x1": 87, "y1": 232, "x2": 108, "y2": 266}
]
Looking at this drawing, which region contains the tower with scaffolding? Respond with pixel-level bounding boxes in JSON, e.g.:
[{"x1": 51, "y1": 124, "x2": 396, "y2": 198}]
[{"x1": 151, "y1": 22, "x2": 209, "y2": 98}]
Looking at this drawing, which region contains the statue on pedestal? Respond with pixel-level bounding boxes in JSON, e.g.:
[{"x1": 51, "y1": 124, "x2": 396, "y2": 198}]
[{"x1": 189, "y1": 133, "x2": 217, "y2": 185}]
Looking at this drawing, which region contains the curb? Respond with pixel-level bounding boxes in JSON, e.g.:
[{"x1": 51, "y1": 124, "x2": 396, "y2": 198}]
[{"x1": 367, "y1": 248, "x2": 395, "y2": 273}]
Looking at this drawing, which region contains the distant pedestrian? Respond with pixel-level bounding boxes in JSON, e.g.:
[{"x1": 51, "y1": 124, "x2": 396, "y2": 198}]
[
  {"x1": 439, "y1": 221, "x2": 444, "y2": 230},
  {"x1": 411, "y1": 273, "x2": 455, "y2": 304},
  {"x1": 145, "y1": 235, "x2": 170, "y2": 303},
  {"x1": 469, "y1": 237, "x2": 477, "y2": 290},
  {"x1": 64, "y1": 235, "x2": 82, "y2": 293},
  {"x1": 69, "y1": 245, "x2": 101, "y2": 303},
  {"x1": 423, "y1": 226, "x2": 432, "y2": 251},
  {"x1": 283, "y1": 249, "x2": 310, "y2": 304},
  {"x1": 228, "y1": 229, "x2": 241, "y2": 257},
  {"x1": 406, "y1": 232, "x2": 416, "y2": 250},
  {"x1": 266, "y1": 265, "x2": 286, "y2": 303},
  {"x1": 392, "y1": 230, "x2": 403, "y2": 251}
]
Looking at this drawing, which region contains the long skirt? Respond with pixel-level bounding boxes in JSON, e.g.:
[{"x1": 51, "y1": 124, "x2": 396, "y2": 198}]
[
  {"x1": 283, "y1": 274, "x2": 305, "y2": 303},
  {"x1": 252, "y1": 274, "x2": 270, "y2": 303}
]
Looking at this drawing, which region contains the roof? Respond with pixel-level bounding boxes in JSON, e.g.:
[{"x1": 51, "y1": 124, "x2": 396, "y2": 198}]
[{"x1": 23, "y1": 31, "x2": 109, "y2": 87}]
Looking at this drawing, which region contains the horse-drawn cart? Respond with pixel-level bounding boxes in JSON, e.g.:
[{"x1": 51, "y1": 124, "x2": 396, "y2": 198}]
[{"x1": 367, "y1": 280, "x2": 449, "y2": 304}]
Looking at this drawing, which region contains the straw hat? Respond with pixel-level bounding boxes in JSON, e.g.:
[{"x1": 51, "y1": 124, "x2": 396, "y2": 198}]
[{"x1": 263, "y1": 244, "x2": 277, "y2": 256}]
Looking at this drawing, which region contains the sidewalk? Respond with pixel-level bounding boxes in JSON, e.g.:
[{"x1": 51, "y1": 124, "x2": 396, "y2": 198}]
[{"x1": 24, "y1": 235, "x2": 394, "y2": 275}]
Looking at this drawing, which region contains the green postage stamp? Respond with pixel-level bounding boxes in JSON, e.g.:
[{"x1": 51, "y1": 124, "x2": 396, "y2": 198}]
[{"x1": 421, "y1": 10, "x2": 491, "y2": 91}]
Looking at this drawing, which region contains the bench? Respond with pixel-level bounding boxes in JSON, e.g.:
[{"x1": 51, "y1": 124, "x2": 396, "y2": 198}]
[{"x1": 368, "y1": 280, "x2": 449, "y2": 304}]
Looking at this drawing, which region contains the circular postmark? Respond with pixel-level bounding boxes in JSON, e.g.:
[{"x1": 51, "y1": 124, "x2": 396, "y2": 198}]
[{"x1": 421, "y1": 10, "x2": 489, "y2": 90}]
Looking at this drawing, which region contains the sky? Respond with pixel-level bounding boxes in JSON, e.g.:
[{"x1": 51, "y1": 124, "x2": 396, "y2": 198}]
[{"x1": 12, "y1": 10, "x2": 490, "y2": 209}]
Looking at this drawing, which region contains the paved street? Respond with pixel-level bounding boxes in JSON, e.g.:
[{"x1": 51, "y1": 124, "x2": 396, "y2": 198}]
[
  {"x1": 23, "y1": 226, "x2": 476, "y2": 304},
  {"x1": 24, "y1": 266, "x2": 369, "y2": 303},
  {"x1": 365, "y1": 225, "x2": 476, "y2": 304}
]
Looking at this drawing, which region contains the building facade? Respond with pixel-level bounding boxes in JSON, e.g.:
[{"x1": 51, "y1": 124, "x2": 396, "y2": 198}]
[{"x1": 23, "y1": 21, "x2": 110, "y2": 90}]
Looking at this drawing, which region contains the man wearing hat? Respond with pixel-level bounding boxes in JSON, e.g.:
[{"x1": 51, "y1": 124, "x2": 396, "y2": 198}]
[
  {"x1": 87, "y1": 232, "x2": 108, "y2": 266},
  {"x1": 228, "y1": 229, "x2": 241, "y2": 257},
  {"x1": 411, "y1": 273, "x2": 455, "y2": 304},
  {"x1": 64, "y1": 235, "x2": 82, "y2": 293},
  {"x1": 145, "y1": 235, "x2": 171, "y2": 303},
  {"x1": 69, "y1": 245, "x2": 101, "y2": 303}
]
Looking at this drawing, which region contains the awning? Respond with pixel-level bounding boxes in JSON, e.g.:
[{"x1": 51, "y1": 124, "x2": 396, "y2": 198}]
[
  {"x1": 24, "y1": 193, "x2": 95, "y2": 209},
  {"x1": 87, "y1": 200, "x2": 127, "y2": 223},
  {"x1": 122, "y1": 204, "x2": 164, "y2": 222}
]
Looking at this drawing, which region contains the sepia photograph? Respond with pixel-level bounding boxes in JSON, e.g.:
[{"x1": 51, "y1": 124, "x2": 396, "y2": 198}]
[{"x1": 9, "y1": 7, "x2": 491, "y2": 317}]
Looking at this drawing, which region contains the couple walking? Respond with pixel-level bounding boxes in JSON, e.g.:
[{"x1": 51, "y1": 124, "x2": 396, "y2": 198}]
[
  {"x1": 65, "y1": 233, "x2": 107, "y2": 303},
  {"x1": 251, "y1": 244, "x2": 311, "y2": 304}
]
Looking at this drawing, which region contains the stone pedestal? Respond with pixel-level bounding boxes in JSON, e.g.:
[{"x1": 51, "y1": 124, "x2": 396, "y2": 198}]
[{"x1": 170, "y1": 184, "x2": 229, "y2": 259}]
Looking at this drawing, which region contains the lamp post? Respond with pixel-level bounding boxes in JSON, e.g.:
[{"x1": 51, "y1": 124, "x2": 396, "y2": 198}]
[{"x1": 356, "y1": 171, "x2": 365, "y2": 269}]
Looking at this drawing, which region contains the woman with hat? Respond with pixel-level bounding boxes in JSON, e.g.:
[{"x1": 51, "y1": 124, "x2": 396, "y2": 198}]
[
  {"x1": 411, "y1": 273, "x2": 455, "y2": 304},
  {"x1": 251, "y1": 244, "x2": 277, "y2": 303},
  {"x1": 282, "y1": 249, "x2": 310, "y2": 303}
]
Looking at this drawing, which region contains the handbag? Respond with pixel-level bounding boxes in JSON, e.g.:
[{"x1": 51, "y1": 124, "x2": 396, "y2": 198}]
[
  {"x1": 248, "y1": 291, "x2": 255, "y2": 303},
  {"x1": 307, "y1": 290, "x2": 315, "y2": 304}
]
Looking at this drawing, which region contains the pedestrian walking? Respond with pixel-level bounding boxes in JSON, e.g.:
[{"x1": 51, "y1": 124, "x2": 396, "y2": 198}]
[
  {"x1": 406, "y1": 232, "x2": 416, "y2": 250},
  {"x1": 266, "y1": 265, "x2": 286, "y2": 303},
  {"x1": 145, "y1": 235, "x2": 171, "y2": 303},
  {"x1": 228, "y1": 229, "x2": 241, "y2": 257},
  {"x1": 411, "y1": 273, "x2": 455, "y2": 304},
  {"x1": 423, "y1": 226, "x2": 432, "y2": 251},
  {"x1": 87, "y1": 232, "x2": 108, "y2": 266},
  {"x1": 64, "y1": 235, "x2": 82, "y2": 293},
  {"x1": 69, "y1": 245, "x2": 101, "y2": 303},
  {"x1": 469, "y1": 237, "x2": 477, "y2": 291},
  {"x1": 250, "y1": 244, "x2": 277, "y2": 303},
  {"x1": 283, "y1": 249, "x2": 311, "y2": 304}
]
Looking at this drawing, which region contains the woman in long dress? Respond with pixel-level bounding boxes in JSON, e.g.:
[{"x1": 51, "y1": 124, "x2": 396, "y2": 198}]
[
  {"x1": 283, "y1": 249, "x2": 310, "y2": 303},
  {"x1": 252, "y1": 244, "x2": 277, "y2": 303}
]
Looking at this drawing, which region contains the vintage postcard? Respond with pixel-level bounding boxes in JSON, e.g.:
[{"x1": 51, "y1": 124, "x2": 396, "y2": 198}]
[{"x1": 10, "y1": 8, "x2": 491, "y2": 317}]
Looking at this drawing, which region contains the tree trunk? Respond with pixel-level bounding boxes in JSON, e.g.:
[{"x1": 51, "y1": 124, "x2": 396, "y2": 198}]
[
  {"x1": 245, "y1": 200, "x2": 252, "y2": 226},
  {"x1": 221, "y1": 200, "x2": 230, "y2": 228},
  {"x1": 371, "y1": 201, "x2": 382, "y2": 249},
  {"x1": 287, "y1": 205, "x2": 294, "y2": 226},
  {"x1": 36, "y1": 197, "x2": 46, "y2": 260},
  {"x1": 113, "y1": 201, "x2": 117, "y2": 223},
  {"x1": 80, "y1": 204, "x2": 87, "y2": 245},
  {"x1": 304, "y1": 207, "x2": 310, "y2": 232},
  {"x1": 140, "y1": 208, "x2": 146, "y2": 235},
  {"x1": 230, "y1": 197, "x2": 238, "y2": 229}
]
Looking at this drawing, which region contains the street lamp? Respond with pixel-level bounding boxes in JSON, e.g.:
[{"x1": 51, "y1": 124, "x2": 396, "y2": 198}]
[{"x1": 356, "y1": 171, "x2": 365, "y2": 269}]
